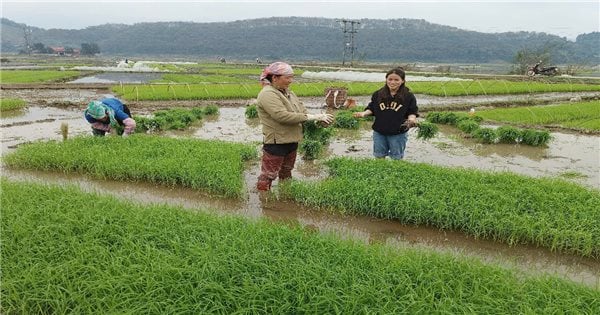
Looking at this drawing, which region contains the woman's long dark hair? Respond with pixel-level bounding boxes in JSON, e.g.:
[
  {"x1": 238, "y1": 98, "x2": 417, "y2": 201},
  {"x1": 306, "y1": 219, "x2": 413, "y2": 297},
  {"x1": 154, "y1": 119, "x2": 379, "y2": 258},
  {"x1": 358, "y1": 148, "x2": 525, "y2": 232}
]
[{"x1": 378, "y1": 67, "x2": 410, "y2": 101}]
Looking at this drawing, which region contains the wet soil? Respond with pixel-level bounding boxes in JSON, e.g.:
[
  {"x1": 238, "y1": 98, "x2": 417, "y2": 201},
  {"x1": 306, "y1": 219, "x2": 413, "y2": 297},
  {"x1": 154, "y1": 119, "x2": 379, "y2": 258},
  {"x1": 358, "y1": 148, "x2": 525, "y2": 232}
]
[{"x1": 2, "y1": 88, "x2": 599, "y2": 288}]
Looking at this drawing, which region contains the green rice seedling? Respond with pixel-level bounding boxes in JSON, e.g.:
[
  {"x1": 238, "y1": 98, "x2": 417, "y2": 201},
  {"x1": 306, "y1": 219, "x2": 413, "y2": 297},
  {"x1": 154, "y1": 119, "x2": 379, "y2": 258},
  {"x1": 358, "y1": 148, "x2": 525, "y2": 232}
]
[
  {"x1": 520, "y1": 129, "x2": 552, "y2": 146},
  {"x1": 300, "y1": 139, "x2": 323, "y2": 160},
  {"x1": 300, "y1": 121, "x2": 334, "y2": 160},
  {"x1": 284, "y1": 158, "x2": 600, "y2": 258},
  {"x1": 424, "y1": 111, "x2": 442, "y2": 123},
  {"x1": 426, "y1": 111, "x2": 459, "y2": 125},
  {"x1": 155, "y1": 74, "x2": 255, "y2": 83},
  {"x1": 416, "y1": 121, "x2": 439, "y2": 140},
  {"x1": 135, "y1": 108, "x2": 205, "y2": 132},
  {"x1": 303, "y1": 120, "x2": 334, "y2": 144},
  {"x1": 334, "y1": 110, "x2": 360, "y2": 129},
  {"x1": 454, "y1": 113, "x2": 484, "y2": 124},
  {"x1": 457, "y1": 119, "x2": 480, "y2": 134},
  {"x1": 3, "y1": 136, "x2": 257, "y2": 197},
  {"x1": 475, "y1": 101, "x2": 600, "y2": 133},
  {"x1": 472, "y1": 127, "x2": 497, "y2": 143},
  {"x1": 0, "y1": 70, "x2": 80, "y2": 83},
  {"x1": 190, "y1": 107, "x2": 204, "y2": 119},
  {"x1": 439, "y1": 112, "x2": 460, "y2": 125},
  {"x1": 134, "y1": 116, "x2": 165, "y2": 132},
  {"x1": 561, "y1": 118, "x2": 600, "y2": 131},
  {"x1": 112, "y1": 81, "x2": 600, "y2": 101},
  {"x1": 497, "y1": 125, "x2": 522, "y2": 143},
  {"x1": 4, "y1": 179, "x2": 599, "y2": 314},
  {"x1": 0, "y1": 98, "x2": 26, "y2": 112},
  {"x1": 203, "y1": 104, "x2": 219, "y2": 116},
  {"x1": 245, "y1": 104, "x2": 258, "y2": 118}
]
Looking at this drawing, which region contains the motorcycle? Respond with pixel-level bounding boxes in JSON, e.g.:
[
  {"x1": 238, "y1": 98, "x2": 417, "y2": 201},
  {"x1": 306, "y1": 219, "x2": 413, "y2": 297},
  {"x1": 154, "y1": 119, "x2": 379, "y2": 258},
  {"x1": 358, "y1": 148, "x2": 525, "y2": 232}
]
[{"x1": 527, "y1": 61, "x2": 559, "y2": 76}]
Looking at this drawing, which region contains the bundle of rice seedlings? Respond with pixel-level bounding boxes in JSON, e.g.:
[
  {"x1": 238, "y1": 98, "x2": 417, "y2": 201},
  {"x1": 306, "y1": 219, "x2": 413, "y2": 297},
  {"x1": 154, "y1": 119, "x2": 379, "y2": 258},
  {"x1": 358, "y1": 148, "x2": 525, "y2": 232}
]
[
  {"x1": 416, "y1": 121, "x2": 439, "y2": 140},
  {"x1": 203, "y1": 104, "x2": 219, "y2": 115},
  {"x1": 245, "y1": 104, "x2": 258, "y2": 118},
  {"x1": 300, "y1": 139, "x2": 323, "y2": 160},
  {"x1": 497, "y1": 125, "x2": 521, "y2": 143},
  {"x1": 457, "y1": 119, "x2": 480, "y2": 134},
  {"x1": 333, "y1": 111, "x2": 359, "y2": 129},
  {"x1": 521, "y1": 129, "x2": 552, "y2": 146},
  {"x1": 472, "y1": 127, "x2": 497, "y2": 143}
]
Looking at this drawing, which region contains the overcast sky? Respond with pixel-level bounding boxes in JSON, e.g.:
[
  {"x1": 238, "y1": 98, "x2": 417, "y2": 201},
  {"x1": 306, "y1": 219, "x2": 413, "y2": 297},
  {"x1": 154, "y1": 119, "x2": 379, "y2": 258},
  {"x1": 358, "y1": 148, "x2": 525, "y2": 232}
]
[{"x1": 2, "y1": 0, "x2": 599, "y2": 40}]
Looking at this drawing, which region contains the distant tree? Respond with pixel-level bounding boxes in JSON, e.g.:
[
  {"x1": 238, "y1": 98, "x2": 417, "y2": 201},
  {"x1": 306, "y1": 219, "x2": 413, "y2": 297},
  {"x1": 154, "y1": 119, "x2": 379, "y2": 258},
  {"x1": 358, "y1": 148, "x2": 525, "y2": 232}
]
[
  {"x1": 32, "y1": 42, "x2": 46, "y2": 53},
  {"x1": 81, "y1": 43, "x2": 100, "y2": 55},
  {"x1": 65, "y1": 47, "x2": 74, "y2": 54}
]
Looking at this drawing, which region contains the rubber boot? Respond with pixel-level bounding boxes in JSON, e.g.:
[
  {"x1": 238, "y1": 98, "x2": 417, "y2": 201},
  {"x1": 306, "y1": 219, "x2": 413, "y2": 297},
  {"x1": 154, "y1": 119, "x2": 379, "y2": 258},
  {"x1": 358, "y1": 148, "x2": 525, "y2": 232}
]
[
  {"x1": 278, "y1": 150, "x2": 297, "y2": 180},
  {"x1": 257, "y1": 150, "x2": 284, "y2": 191}
]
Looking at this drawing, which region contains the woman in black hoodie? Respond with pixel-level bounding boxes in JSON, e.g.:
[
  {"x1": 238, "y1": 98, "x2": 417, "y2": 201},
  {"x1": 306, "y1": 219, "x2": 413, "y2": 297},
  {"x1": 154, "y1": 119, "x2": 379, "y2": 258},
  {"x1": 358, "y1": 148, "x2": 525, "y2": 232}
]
[{"x1": 353, "y1": 67, "x2": 418, "y2": 159}]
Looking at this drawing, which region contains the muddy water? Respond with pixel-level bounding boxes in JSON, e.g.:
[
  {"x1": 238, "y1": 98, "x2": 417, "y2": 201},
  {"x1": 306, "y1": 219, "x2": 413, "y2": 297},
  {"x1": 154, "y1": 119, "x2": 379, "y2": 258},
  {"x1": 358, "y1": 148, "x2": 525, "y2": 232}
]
[
  {"x1": 68, "y1": 72, "x2": 163, "y2": 84},
  {"x1": 2, "y1": 95, "x2": 599, "y2": 288},
  {"x1": 181, "y1": 107, "x2": 599, "y2": 188},
  {"x1": 3, "y1": 168, "x2": 598, "y2": 288}
]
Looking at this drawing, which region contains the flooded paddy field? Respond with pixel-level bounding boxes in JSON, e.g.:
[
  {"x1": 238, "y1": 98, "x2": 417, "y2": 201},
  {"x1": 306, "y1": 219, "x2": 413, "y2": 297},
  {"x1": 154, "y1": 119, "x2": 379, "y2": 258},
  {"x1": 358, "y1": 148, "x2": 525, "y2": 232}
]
[{"x1": 2, "y1": 86, "x2": 599, "y2": 288}]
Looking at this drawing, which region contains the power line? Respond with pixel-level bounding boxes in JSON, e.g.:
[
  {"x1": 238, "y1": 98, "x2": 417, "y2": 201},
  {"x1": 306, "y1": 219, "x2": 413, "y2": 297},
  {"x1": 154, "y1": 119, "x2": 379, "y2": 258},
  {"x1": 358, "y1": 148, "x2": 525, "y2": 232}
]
[
  {"x1": 336, "y1": 19, "x2": 360, "y2": 67},
  {"x1": 23, "y1": 27, "x2": 33, "y2": 55}
]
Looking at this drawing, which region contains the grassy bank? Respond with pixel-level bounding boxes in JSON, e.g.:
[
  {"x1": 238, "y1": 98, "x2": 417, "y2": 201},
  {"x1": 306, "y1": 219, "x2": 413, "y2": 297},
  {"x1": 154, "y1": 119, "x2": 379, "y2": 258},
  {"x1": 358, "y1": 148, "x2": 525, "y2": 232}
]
[
  {"x1": 2, "y1": 179, "x2": 598, "y2": 314},
  {"x1": 112, "y1": 80, "x2": 600, "y2": 101},
  {"x1": 283, "y1": 158, "x2": 600, "y2": 258},
  {"x1": 2, "y1": 135, "x2": 256, "y2": 198},
  {"x1": 474, "y1": 100, "x2": 600, "y2": 132},
  {"x1": 0, "y1": 70, "x2": 81, "y2": 83},
  {"x1": 0, "y1": 98, "x2": 26, "y2": 112}
]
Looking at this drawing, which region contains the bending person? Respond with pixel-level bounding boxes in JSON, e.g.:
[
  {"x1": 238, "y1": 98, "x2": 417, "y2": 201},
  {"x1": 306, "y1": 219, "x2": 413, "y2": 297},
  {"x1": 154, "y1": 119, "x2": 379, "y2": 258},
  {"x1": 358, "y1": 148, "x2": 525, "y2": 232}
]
[{"x1": 84, "y1": 97, "x2": 136, "y2": 137}]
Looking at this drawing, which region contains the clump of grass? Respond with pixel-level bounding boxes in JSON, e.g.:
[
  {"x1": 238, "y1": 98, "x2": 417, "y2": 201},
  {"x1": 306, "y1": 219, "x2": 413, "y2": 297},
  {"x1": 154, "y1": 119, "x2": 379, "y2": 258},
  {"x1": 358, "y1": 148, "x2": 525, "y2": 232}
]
[
  {"x1": 416, "y1": 121, "x2": 438, "y2": 140},
  {"x1": 472, "y1": 127, "x2": 497, "y2": 143},
  {"x1": 427, "y1": 110, "x2": 551, "y2": 146},
  {"x1": 457, "y1": 119, "x2": 480, "y2": 134},
  {"x1": 521, "y1": 129, "x2": 552, "y2": 146},
  {"x1": 245, "y1": 104, "x2": 258, "y2": 118},
  {"x1": 135, "y1": 107, "x2": 205, "y2": 132},
  {"x1": 203, "y1": 104, "x2": 219, "y2": 115},
  {"x1": 497, "y1": 125, "x2": 521, "y2": 143},
  {"x1": 0, "y1": 98, "x2": 26, "y2": 112},
  {"x1": 3, "y1": 179, "x2": 599, "y2": 314}
]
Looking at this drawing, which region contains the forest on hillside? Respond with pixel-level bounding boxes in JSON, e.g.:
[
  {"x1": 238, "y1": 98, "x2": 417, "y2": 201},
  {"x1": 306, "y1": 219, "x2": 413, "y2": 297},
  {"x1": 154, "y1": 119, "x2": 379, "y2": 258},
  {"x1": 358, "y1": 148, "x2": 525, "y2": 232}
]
[{"x1": 2, "y1": 17, "x2": 598, "y2": 64}]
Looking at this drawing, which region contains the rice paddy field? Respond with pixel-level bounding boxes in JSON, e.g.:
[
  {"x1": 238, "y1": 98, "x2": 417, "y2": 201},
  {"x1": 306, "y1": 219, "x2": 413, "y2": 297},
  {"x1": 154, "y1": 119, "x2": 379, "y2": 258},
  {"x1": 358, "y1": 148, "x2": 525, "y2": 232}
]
[{"x1": 1, "y1": 56, "x2": 599, "y2": 313}]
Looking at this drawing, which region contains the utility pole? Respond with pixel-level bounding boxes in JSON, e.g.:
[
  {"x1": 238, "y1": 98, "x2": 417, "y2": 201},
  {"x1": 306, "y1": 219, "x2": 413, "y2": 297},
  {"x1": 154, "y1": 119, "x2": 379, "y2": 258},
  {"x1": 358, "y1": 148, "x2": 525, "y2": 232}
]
[
  {"x1": 337, "y1": 19, "x2": 360, "y2": 67},
  {"x1": 23, "y1": 27, "x2": 33, "y2": 55}
]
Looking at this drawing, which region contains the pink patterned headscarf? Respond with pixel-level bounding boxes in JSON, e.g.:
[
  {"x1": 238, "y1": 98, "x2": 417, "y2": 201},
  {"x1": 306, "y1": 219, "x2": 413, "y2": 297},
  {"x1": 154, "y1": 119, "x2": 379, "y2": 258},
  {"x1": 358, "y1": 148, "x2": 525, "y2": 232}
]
[{"x1": 259, "y1": 62, "x2": 294, "y2": 86}]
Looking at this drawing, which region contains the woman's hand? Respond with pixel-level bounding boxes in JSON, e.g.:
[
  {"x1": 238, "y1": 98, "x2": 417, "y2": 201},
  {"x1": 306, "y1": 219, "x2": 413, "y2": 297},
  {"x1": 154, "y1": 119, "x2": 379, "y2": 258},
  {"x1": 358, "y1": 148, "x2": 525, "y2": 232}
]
[
  {"x1": 307, "y1": 113, "x2": 334, "y2": 124},
  {"x1": 353, "y1": 110, "x2": 371, "y2": 118},
  {"x1": 406, "y1": 115, "x2": 418, "y2": 127}
]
